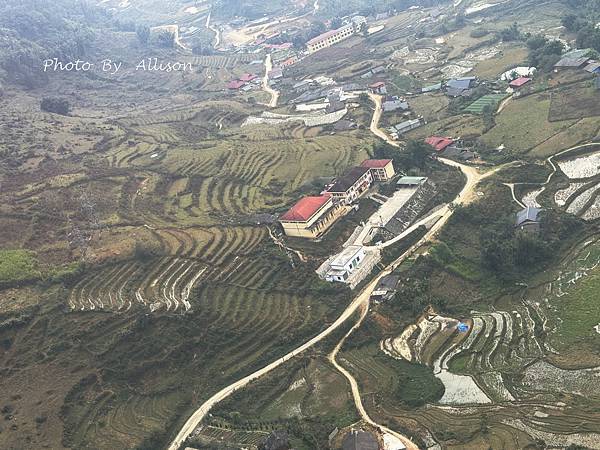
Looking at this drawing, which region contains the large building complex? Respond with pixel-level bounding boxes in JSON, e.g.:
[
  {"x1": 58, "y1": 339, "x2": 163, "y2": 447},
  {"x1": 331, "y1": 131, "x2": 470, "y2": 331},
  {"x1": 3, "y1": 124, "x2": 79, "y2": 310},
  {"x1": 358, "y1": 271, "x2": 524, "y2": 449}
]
[{"x1": 279, "y1": 195, "x2": 343, "y2": 238}]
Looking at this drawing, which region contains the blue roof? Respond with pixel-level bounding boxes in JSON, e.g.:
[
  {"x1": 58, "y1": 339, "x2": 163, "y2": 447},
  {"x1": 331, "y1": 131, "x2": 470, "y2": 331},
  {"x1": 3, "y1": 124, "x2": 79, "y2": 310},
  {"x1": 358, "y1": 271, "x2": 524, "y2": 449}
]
[{"x1": 516, "y1": 207, "x2": 542, "y2": 226}]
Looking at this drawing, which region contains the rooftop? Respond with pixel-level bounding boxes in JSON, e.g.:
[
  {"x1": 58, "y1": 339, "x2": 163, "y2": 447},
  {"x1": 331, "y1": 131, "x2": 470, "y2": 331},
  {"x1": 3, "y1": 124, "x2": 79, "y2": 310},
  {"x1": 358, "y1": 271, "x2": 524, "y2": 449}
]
[
  {"x1": 370, "y1": 81, "x2": 385, "y2": 88},
  {"x1": 342, "y1": 430, "x2": 379, "y2": 450},
  {"x1": 397, "y1": 176, "x2": 427, "y2": 185},
  {"x1": 239, "y1": 73, "x2": 258, "y2": 82},
  {"x1": 327, "y1": 166, "x2": 371, "y2": 193},
  {"x1": 516, "y1": 207, "x2": 542, "y2": 226},
  {"x1": 360, "y1": 159, "x2": 393, "y2": 169},
  {"x1": 307, "y1": 24, "x2": 353, "y2": 45},
  {"x1": 280, "y1": 195, "x2": 331, "y2": 222},
  {"x1": 330, "y1": 245, "x2": 363, "y2": 268},
  {"x1": 425, "y1": 136, "x2": 454, "y2": 152},
  {"x1": 509, "y1": 76, "x2": 531, "y2": 87},
  {"x1": 227, "y1": 80, "x2": 245, "y2": 89},
  {"x1": 554, "y1": 56, "x2": 590, "y2": 68}
]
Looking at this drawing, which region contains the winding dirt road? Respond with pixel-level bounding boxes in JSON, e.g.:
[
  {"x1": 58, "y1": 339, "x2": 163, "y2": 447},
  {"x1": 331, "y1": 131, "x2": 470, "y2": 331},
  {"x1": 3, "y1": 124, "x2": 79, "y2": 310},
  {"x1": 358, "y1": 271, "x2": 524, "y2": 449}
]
[{"x1": 262, "y1": 54, "x2": 279, "y2": 108}]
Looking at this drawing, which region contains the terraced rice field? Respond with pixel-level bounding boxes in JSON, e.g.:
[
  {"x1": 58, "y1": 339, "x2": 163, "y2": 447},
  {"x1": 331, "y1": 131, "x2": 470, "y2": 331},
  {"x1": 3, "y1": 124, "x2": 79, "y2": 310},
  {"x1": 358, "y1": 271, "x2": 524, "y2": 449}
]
[
  {"x1": 382, "y1": 309, "x2": 543, "y2": 405},
  {"x1": 67, "y1": 226, "x2": 266, "y2": 312}
]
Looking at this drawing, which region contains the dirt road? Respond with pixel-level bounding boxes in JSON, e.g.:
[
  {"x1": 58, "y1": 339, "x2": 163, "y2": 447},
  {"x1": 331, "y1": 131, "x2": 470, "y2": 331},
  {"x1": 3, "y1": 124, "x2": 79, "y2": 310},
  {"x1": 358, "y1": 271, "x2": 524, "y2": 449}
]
[
  {"x1": 262, "y1": 54, "x2": 279, "y2": 108},
  {"x1": 329, "y1": 304, "x2": 420, "y2": 450}
]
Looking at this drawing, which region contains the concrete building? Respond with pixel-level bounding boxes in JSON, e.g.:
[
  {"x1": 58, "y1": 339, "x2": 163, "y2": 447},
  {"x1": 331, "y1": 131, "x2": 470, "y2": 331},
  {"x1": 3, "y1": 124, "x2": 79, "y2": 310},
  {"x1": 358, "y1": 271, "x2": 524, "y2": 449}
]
[
  {"x1": 324, "y1": 245, "x2": 366, "y2": 283},
  {"x1": 307, "y1": 24, "x2": 355, "y2": 53},
  {"x1": 279, "y1": 195, "x2": 343, "y2": 238},
  {"x1": 306, "y1": 17, "x2": 365, "y2": 54},
  {"x1": 327, "y1": 166, "x2": 373, "y2": 204},
  {"x1": 360, "y1": 159, "x2": 396, "y2": 181}
]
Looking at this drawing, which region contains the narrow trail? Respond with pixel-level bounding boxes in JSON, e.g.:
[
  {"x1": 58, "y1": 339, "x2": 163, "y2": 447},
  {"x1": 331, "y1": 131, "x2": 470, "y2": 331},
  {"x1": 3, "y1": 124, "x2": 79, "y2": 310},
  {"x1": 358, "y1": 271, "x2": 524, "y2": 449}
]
[
  {"x1": 329, "y1": 304, "x2": 420, "y2": 450},
  {"x1": 262, "y1": 54, "x2": 279, "y2": 108},
  {"x1": 503, "y1": 182, "x2": 526, "y2": 208},
  {"x1": 205, "y1": 12, "x2": 221, "y2": 50}
]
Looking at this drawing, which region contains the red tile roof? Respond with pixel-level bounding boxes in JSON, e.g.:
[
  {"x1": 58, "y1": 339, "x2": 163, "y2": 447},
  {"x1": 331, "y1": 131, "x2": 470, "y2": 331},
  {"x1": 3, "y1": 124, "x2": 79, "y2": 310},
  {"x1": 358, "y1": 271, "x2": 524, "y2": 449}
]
[
  {"x1": 280, "y1": 195, "x2": 331, "y2": 222},
  {"x1": 239, "y1": 73, "x2": 258, "y2": 82},
  {"x1": 361, "y1": 159, "x2": 392, "y2": 168},
  {"x1": 425, "y1": 136, "x2": 454, "y2": 152},
  {"x1": 509, "y1": 77, "x2": 531, "y2": 88},
  {"x1": 370, "y1": 82, "x2": 385, "y2": 88},
  {"x1": 227, "y1": 80, "x2": 245, "y2": 89}
]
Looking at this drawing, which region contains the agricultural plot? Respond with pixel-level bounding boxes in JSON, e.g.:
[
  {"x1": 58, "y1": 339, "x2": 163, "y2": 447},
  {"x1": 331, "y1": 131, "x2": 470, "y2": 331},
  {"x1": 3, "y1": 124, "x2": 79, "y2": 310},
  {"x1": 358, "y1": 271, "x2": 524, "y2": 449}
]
[
  {"x1": 480, "y1": 93, "x2": 577, "y2": 154},
  {"x1": 548, "y1": 80, "x2": 600, "y2": 122},
  {"x1": 463, "y1": 94, "x2": 507, "y2": 115}
]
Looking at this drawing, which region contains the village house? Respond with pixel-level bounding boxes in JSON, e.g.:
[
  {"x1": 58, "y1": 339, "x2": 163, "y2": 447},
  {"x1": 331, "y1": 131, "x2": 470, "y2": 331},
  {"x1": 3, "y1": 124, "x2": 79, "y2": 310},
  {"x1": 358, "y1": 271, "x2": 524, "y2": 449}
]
[
  {"x1": 554, "y1": 56, "x2": 590, "y2": 70},
  {"x1": 369, "y1": 81, "x2": 387, "y2": 95},
  {"x1": 445, "y1": 77, "x2": 476, "y2": 97},
  {"x1": 360, "y1": 159, "x2": 396, "y2": 181},
  {"x1": 370, "y1": 274, "x2": 400, "y2": 302},
  {"x1": 509, "y1": 77, "x2": 531, "y2": 89},
  {"x1": 227, "y1": 80, "x2": 245, "y2": 90},
  {"x1": 584, "y1": 61, "x2": 600, "y2": 74},
  {"x1": 341, "y1": 430, "x2": 381, "y2": 450},
  {"x1": 515, "y1": 207, "x2": 542, "y2": 233},
  {"x1": 388, "y1": 118, "x2": 424, "y2": 138},
  {"x1": 279, "y1": 195, "x2": 343, "y2": 239},
  {"x1": 326, "y1": 166, "x2": 373, "y2": 204},
  {"x1": 426, "y1": 136, "x2": 455, "y2": 152},
  {"x1": 382, "y1": 96, "x2": 409, "y2": 112},
  {"x1": 324, "y1": 245, "x2": 366, "y2": 283}
]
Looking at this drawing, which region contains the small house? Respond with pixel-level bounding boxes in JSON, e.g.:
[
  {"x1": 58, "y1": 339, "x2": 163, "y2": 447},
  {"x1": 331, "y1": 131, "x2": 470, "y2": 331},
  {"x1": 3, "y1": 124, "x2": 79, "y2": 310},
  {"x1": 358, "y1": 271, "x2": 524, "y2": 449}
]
[
  {"x1": 371, "y1": 274, "x2": 400, "y2": 301},
  {"x1": 516, "y1": 207, "x2": 542, "y2": 233},
  {"x1": 554, "y1": 57, "x2": 590, "y2": 70},
  {"x1": 421, "y1": 82, "x2": 442, "y2": 93},
  {"x1": 325, "y1": 246, "x2": 366, "y2": 283},
  {"x1": 239, "y1": 73, "x2": 258, "y2": 82},
  {"x1": 509, "y1": 77, "x2": 531, "y2": 89},
  {"x1": 425, "y1": 136, "x2": 454, "y2": 152},
  {"x1": 390, "y1": 118, "x2": 424, "y2": 136},
  {"x1": 382, "y1": 96, "x2": 409, "y2": 112},
  {"x1": 342, "y1": 430, "x2": 380, "y2": 450},
  {"x1": 369, "y1": 81, "x2": 387, "y2": 95},
  {"x1": 446, "y1": 77, "x2": 476, "y2": 91},
  {"x1": 227, "y1": 80, "x2": 245, "y2": 90},
  {"x1": 584, "y1": 62, "x2": 600, "y2": 74}
]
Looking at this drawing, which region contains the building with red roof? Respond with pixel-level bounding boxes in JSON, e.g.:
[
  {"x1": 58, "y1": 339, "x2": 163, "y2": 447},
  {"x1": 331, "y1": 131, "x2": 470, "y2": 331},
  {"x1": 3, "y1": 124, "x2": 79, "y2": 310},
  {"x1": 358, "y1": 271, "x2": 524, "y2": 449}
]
[
  {"x1": 360, "y1": 159, "x2": 395, "y2": 181},
  {"x1": 227, "y1": 80, "x2": 245, "y2": 90},
  {"x1": 425, "y1": 136, "x2": 455, "y2": 152},
  {"x1": 369, "y1": 81, "x2": 387, "y2": 95},
  {"x1": 509, "y1": 77, "x2": 531, "y2": 88},
  {"x1": 239, "y1": 73, "x2": 258, "y2": 82},
  {"x1": 279, "y1": 195, "x2": 344, "y2": 238}
]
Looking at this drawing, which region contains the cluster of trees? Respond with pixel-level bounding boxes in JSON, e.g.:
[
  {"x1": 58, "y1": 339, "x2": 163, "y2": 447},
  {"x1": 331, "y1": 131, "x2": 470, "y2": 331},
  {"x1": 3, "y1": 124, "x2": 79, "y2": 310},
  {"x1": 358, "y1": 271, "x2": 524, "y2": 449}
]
[
  {"x1": 41, "y1": 97, "x2": 71, "y2": 115},
  {"x1": 372, "y1": 140, "x2": 432, "y2": 171},
  {"x1": 562, "y1": 13, "x2": 600, "y2": 53},
  {"x1": 450, "y1": 204, "x2": 584, "y2": 279},
  {"x1": 526, "y1": 35, "x2": 565, "y2": 72}
]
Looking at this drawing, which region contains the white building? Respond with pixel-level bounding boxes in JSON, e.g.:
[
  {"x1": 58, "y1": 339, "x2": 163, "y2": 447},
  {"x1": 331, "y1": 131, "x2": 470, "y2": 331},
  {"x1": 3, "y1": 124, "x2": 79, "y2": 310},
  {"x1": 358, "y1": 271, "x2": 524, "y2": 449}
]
[{"x1": 324, "y1": 245, "x2": 366, "y2": 282}]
